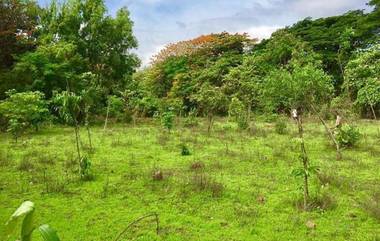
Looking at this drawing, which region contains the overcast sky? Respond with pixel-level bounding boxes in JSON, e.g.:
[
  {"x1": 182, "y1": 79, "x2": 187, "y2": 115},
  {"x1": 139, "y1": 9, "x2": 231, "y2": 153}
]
[{"x1": 39, "y1": 0, "x2": 371, "y2": 65}]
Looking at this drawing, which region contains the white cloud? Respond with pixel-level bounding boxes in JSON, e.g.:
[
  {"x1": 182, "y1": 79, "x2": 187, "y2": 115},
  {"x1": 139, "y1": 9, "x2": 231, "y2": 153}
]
[
  {"x1": 124, "y1": 0, "x2": 370, "y2": 65},
  {"x1": 241, "y1": 25, "x2": 282, "y2": 40}
]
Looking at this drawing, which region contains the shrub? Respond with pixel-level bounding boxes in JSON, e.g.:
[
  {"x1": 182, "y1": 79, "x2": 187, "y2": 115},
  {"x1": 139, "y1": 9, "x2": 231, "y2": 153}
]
[
  {"x1": 274, "y1": 117, "x2": 288, "y2": 135},
  {"x1": 161, "y1": 110, "x2": 175, "y2": 132},
  {"x1": 335, "y1": 124, "x2": 361, "y2": 148},
  {"x1": 107, "y1": 95, "x2": 126, "y2": 121},
  {"x1": 181, "y1": 144, "x2": 191, "y2": 156},
  {"x1": 0, "y1": 90, "x2": 49, "y2": 141}
]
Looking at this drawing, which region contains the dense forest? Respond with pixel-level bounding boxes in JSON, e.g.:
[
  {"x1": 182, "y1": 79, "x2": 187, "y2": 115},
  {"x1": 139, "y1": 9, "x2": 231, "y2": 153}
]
[{"x1": 0, "y1": 0, "x2": 380, "y2": 240}]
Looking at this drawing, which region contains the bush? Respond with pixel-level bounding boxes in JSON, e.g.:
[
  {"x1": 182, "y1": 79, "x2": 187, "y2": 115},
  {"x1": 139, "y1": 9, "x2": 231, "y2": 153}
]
[
  {"x1": 335, "y1": 124, "x2": 361, "y2": 148},
  {"x1": 107, "y1": 95, "x2": 125, "y2": 121},
  {"x1": 0, "y1": 90, "x2": 49, "y2": 140},
  {"x1": 274, "y1": 117, "x2": 288, "y2": 135},
  {"x1": 161, "y1": 110, "x2": 175, "y2": 131},
  {"x1": 181, "y1": 144, "x2": 191, "y2": 156}
]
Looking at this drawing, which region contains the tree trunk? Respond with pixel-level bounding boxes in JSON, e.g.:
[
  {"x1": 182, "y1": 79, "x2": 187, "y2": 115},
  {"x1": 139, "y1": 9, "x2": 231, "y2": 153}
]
[
  {"x1": 103, "y1": 100, "x2": 110, "y2": 131},
  {"x1": 133, "y1": 111, "x2": 137, "y2": 127},
  {"x1": 87, "y1": 125, "x2": 93, "y2": 150},
  {"x1": 207, "y1": 114, "x2": 213, "y2": 135},
  {"x1": 295, "y1": 114, "x2": 309, "y2": 210},
  {"x1": 370, "y1": 104, "x2": 377, "y2": 120},
  {"x1": 247, "y1": 104, "x2": 252, "y2": 122},
  {"x1": 85, "y1": 110, "x2": 93, "y2": 150},
  {"x1": 74, "y1": 124, "x2": 81, "y2": 161},
  {"x1": 310, "y1": 104, "x2": 342, "y2": 160}
]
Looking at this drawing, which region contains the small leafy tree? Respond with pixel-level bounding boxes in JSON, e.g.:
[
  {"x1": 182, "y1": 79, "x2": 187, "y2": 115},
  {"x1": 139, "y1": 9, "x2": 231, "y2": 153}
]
[
  {"x1": 161, "y1": 109, "x2": 175, "y2": 132},
  {"x1": 0, "y1": 91, "x2": 49, "y2": 142},
  {"x1": 258, "y1": 41, "x2": 333, "y2": 209},
  {"x1": 53, "y1": 91, "x2": 82, "y2": 160},
  {"x1": 53, "y1": 91, "x2": 92, "y2": 180},
  {"x1": 345, "y1": 44, "x2": 380, "y2": 119},
  {"x1": 4, "y1": 201, "x2": 60, "y2": 241},
  {"x1": 228, "y1": 97, "x2": 248, "y2": 129},
  {"x1": 355, "y1": 79, "x2": 380, "y2": 119},
  {"x1": 193, "y1": 83, "x2": 227, "y2": 134},
  {"x1": 80, "y1": 72, "x2": 100, "y2": 150},
  {"x1": 291, "y1": 109, "x2": 318, "y2": 210}
]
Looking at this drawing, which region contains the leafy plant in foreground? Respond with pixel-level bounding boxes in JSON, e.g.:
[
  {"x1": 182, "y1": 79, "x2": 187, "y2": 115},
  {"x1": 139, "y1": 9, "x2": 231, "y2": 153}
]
[{"x1": 3, "y1": 201, "x2": 60, "y2": 241}]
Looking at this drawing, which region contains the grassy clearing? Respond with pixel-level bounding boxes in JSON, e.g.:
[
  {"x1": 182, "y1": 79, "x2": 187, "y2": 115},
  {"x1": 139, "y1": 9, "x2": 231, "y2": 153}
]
[{"x1": 0, "y1": 118, "x2": 379, "y2": 240}]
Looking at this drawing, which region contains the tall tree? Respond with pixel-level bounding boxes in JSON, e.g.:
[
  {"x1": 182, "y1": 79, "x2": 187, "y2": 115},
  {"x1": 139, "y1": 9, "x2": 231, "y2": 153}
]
[
  {"x1": 344, "y1": 43, "x2": 380, "y2": 118},
  {"x1": 0, "y1": 0, "x2": 39, "y2": 69},
  {"x1": 39, "y1": 0, "x2": 140, "y2": 93}
]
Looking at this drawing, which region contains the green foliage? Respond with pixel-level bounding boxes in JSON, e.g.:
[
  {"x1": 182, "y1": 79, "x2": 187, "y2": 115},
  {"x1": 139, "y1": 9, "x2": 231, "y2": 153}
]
[
  {"x1": 193, "y1": 83, "x2": 227, "y2": 116},
  {"x1": 4, "y1": 201, "x2": 60, "y2": 241},
  {"x1": 181, "y1": 144, "x2": 191, "y2": 156},
  {"x1": 292, "y1": 165, "x2": 319, "y2": 179},
  {"x1": 80, "y1": 156, "x2": 93, "y2": 181},
  {"x1": 0, "y1": 0, "x2": 40, "y2": 69},
  {"x1": 40, "y1": 0, "x2": 139, "y2": 93},
  {"x1": 261, "y1": 61, "x2": 333, "y2": 112},
  {"x1": 12, "y1": 42, "x2": 86, "y2": 98},
  {"x1": 335, "y1": 124, "x2": 361, "y2": 148},
  {"x1": 228, "y1": 97, "x2": 248, "y2": 130},
  {"x1": 356, "y1": 79, "x2": 380, "y2": 109},
  {"x1": 161, "y1": 110, "x2": 175, "y2": 131},
  {"x1": 345, "y1": 44, "x2": 380, "y2": 117},
  {"x1": 1, "y1": 0, "x2": 140, "y2": 106},
  {"x1": 107, "y1": 95, "x2": 125, "y2": 120},
  {"x1": 52, "y1": 91, "x2": 84, "y2": 161},
  {"x1": 52, "y1": 91, "x2": 82, "y2": 125},
  {"x1": 330, "y1": 95, "x2": 356, "y2": 118},
  {"x1": 0, "y1": 91, "x2": 49, "y2": 140},
  {"x1": 287, "y1": 9, "x2": 380, "y2": 89}
]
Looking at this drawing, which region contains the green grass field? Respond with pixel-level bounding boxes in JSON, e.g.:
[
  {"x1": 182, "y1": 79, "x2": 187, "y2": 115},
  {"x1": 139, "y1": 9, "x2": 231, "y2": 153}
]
[{"x1": 1, "y1": 118, "x2": 379, "y2": 241}]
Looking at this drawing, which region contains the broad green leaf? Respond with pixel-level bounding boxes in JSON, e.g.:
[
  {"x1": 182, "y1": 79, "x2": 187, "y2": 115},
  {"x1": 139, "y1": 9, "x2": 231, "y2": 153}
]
[
  {"x1": 38, "y1": 224, "x2": 61, "y2": 241},
  {"x1": 5, "y1": 201, "x2": 35, "y2": 241}
]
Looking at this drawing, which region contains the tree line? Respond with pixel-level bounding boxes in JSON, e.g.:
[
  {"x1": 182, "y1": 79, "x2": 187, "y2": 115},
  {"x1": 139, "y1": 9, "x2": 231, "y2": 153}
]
[{"x1": 0, "y1": 0, "x2": 379, "y2": 134}]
